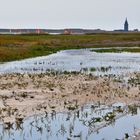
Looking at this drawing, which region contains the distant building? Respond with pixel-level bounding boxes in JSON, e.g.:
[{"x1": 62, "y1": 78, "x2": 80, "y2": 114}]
[
  {"x1": 64, "y1": 29, "x2": 72, "y2": 34},
  {"x1": 133, "y1": 29, "x2": 139, "y2": 32},
  {"x1": 114, "y1": 29, "x2": 124, "y2": 32},
  {"x1": 124, "y1": 18, "x2": 129, "y2": 31}
]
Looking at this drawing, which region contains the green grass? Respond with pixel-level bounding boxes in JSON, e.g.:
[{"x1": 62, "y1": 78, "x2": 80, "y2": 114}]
[
  {"x1": 94, "y1": 47, "x2": 140, "y2": 53},
  {"x1": 0, "y1": 32, "x2": 140, "y2": 62}
]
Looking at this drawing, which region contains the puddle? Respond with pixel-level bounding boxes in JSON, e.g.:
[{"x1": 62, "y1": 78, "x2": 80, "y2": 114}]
[
  {"x1": 0, "y1": 103, "x2": 140, "y2": 140},
  {"x1": 0, "y1": 48, "x2": 140, "y2": 75}
]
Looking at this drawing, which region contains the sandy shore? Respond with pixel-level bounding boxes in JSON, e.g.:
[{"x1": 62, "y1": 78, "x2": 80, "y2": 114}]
[{"x1": 0, "y1": 73, "x2": 139, "y2": 123}]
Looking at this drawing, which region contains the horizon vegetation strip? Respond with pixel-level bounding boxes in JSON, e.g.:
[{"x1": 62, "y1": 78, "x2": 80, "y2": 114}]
[{"x1": 0, "y1": 33, "x2": 140, "y2": 62}]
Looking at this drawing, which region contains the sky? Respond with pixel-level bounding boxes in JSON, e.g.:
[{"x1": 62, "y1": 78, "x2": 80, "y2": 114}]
[{"x1": 0, "y1": 0, "x2": 139, "y2": 30}]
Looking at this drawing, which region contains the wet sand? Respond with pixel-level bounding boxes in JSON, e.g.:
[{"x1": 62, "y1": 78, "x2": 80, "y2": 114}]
[{"x1": 0, "y1": 73, "x2": 139, "y2": 123}]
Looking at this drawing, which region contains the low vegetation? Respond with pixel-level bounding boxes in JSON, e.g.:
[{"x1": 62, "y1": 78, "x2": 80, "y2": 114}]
[{"x1": 0, "y1": 32, "x2": 140, "y2": 62}]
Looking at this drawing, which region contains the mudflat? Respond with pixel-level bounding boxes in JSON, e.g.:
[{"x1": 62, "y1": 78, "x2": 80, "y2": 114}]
[{"x1": 0, "y1": 73, "x2": 139, "y2": 123}]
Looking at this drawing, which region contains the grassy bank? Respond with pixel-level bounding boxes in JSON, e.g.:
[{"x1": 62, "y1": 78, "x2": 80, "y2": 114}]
[
  {"x1": 94, "y1": 47, "x2": 140, "y2": 53},
  {"x1": 0, "y1": 32, "x2": 140, "y2": 62}
]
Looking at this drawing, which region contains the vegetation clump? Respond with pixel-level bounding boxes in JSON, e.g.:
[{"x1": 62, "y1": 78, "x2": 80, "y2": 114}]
[
  {"x1": 128, "y1": 105, "x2": 138, "y2": 115},
  {"x1": 104, "y1": 112, "x2": 116, "y2": 121}
]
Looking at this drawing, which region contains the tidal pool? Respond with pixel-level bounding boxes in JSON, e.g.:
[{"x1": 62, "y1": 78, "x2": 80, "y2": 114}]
[
  {"x1": 0, "y1": 48, "x2": 140, "y2": 75},
  {"x1": 0, "y1": 103, "x2": 140, "y2": 140}
]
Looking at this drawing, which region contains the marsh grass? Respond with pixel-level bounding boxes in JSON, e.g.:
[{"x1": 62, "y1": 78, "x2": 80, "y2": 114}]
[{"x1": 0, "y1": 33, "x2": 140, "y2": 62}]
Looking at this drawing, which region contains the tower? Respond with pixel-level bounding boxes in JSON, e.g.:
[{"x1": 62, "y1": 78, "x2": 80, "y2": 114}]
[{"x1": 124, "y1": 18, "x2": 129, "y2": 31}]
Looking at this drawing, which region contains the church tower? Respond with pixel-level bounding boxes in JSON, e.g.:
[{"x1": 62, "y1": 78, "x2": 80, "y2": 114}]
[{"x1": 124, "y1": 18, "x2": 129, "y2": 31}]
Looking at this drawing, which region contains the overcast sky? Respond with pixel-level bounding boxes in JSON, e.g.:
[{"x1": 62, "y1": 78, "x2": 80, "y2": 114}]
[{"x1": 0, "y1": 0, "x2": 139, "y2": 30}]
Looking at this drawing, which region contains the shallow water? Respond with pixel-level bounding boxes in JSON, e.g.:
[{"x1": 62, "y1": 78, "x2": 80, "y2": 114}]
[
  {"x1": 0, "y1": 103, "x2": 140, "y2": 140},
  {"x1": 0, "y1": 48, "x2": 140, "y2": 75}
]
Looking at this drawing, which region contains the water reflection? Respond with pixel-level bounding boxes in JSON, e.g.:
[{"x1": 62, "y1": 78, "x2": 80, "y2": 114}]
[{"x1": 0, "y1": 103, "x2": 140, "y2": 140}]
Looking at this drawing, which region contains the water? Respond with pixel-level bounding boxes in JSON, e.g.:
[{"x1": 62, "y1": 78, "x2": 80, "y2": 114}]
[
  {"x1": 0, "y1": 48, "x2": 140, "y2": 140},
  {"x1": 0, "y1": 48, "x2": 140, "y2": 75},
  {"x1": 0, "y1": 103, "x2": 140, "y2": 140}
]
